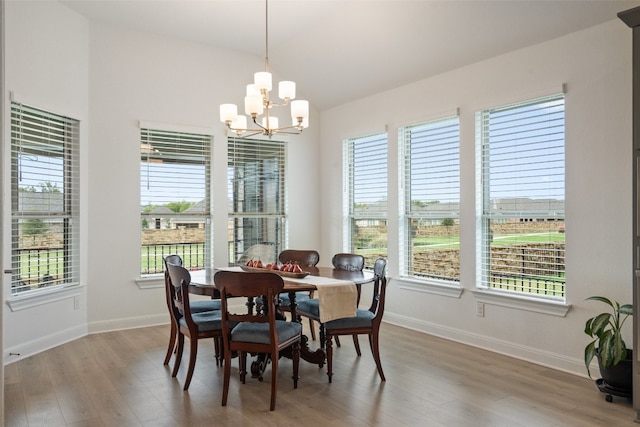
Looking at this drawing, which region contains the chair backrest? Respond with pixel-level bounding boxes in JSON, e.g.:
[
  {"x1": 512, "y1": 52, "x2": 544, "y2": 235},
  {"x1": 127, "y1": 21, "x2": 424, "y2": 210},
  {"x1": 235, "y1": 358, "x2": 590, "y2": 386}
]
[
  {"x1": 214, "y1": 270, "x2": 285, "y2": 342},
  {"x1": 166, "y1": 263, "x2": 194, "y2": 326},
  {"x1": 332, "y1": 253, "x2": 365, "y2": 272},
  {"x1": 164, "y1": 254, "x2": 183, "y2": 269},
  {"x1": 278, "y1": 249, "x2": 320, "y2": 267},
  {"x1": 163, "y1": 255, "x2": 184, "y2": 323},
  {"x1": 369, "y1": 258, "x2": 388, "y2": 314}
]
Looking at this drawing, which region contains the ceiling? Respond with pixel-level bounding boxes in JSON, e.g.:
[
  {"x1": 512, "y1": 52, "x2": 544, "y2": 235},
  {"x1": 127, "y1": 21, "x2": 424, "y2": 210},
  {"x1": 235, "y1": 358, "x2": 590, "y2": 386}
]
[{"x1": 60, "y1": 0, "x2": 640, "y2": 110}]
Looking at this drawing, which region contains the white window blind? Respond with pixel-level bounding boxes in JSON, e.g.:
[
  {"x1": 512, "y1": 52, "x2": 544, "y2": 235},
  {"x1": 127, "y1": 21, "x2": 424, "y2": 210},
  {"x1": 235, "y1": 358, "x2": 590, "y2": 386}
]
[
  {"x1": 478, "y1": 93, "x2": 565, "y2": 300},
  {"x1": 345, "y1": 132, "x2": 388, "y2": 266},
  {"x1": 140, "y1": 128, "x2": 212, "y2": 274},
  {"x1": 227, "y1": 137, "x2": 286, "y2": 266},
  {"x1": 10, "y1": 102, "x2": 80, "y2": 295},
  {"x1": 401, "y1": 116, "x2": 460, "y2": 281}
]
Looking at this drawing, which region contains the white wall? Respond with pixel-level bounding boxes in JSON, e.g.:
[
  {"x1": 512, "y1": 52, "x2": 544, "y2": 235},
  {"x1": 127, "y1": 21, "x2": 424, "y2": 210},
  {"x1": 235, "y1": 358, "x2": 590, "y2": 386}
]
[
  {"x1": 3, "y1": 0, "x2": 90, "y2": 361},
  {"x1": 320, "y1": 19, "x2": 633, "y2": 377}
]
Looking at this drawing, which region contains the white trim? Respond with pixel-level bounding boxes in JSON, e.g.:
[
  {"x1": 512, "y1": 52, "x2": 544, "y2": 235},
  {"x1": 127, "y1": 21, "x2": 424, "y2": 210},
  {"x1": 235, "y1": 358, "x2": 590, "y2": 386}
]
[
  {"x1": 396, "y1": 277, "x2": 464, "y2": 298},
  {"x1": 138, "y1": 120, "x2": 214, "y2": 136},
  {"x1": 4, "y1": 323, "x2": 87, "y2": 365},
  {"x1": 88, "y1": 313, "x2": 169, "y2": 334},
  {"x1": 382, "y1": 312, "x2": 586, "y2": 377},
  {"x1": 472, "y1": 289, "x2": 571, "y2": 317},
  {"x1": 6, "y1": 284, "x2": 85, "y2": 312},
  {"x1": 389, "y1": 107, "x2": 459, "y2": 130},
  {"x1": 135, "y1": 275, "x2": 164, "y2": 289}
]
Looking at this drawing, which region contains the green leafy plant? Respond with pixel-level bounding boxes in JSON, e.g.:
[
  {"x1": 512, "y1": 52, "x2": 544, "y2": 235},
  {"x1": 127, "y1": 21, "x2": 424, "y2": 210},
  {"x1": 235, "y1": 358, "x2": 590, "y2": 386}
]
[{"x1": 584, "y1": 296, "x2": 633, "y2": 377}]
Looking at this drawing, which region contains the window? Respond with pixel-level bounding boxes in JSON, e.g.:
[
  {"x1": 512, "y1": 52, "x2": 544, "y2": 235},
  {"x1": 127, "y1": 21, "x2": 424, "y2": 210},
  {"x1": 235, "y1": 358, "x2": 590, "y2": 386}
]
[
  {"x1": 10, "y1": 102, "x2": 80, "y2": 295},
  {"x1": 345, "y1": 132, "x2": 388, "y2": 266},
  {"x1": 401, "y1": 116, "x2": 460, "y2": 282},
  {"x1": 227, "y1": 137, "x2": 286, "y2": 266},
  {"x1": 140, "y1": 127, "x2": 212, "y2": 274},
  {"x1": 477, "y1": 94, "x2": 565, "y2": 300}
]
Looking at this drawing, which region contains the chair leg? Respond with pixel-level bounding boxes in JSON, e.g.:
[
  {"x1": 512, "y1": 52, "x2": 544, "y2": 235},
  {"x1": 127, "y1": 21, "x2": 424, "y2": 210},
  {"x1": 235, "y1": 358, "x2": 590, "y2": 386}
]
[
  {"x1": 222, "y1": 343, "x2": 231, "y2": 406},
  {"x1": 369, "y1": 332, "x2": 385, "y2": 381},
  {"x1": 270, "y1": 349, "x2": 278, "y2": 411},
  {"x1": 309, "y1": 318, "x2": 317, "y2": 340},
  {"x1": 335, "y1": 335, "x2": 341, "y2": 347},
  {"x1": 183, "y1": 337, "x2": 198, "y2": 390},
  {"x1": 352, "y1": 334, "x2": 361, "y2": 356},
  {"x1": 164, "y1": 321, "x2": 177, "y2": 365},
  {"x1": 213, "y1": 336, "x2": 221, "y2": 366},
  {"x1": 172, "y1": 333, "x2": 184, "y2": 377},
  {"x1": 326, "y1": 332, "x2": 334, "y2": 383},
  {"x1": 319, "y1": 324, "x2": 326, "y2": 348},
  {"x1": 292, "y1": 340, "x2": 300, "y2": 389},
  {"x1": 239, "y1": 351, "x2": 247, "y2": 384}
]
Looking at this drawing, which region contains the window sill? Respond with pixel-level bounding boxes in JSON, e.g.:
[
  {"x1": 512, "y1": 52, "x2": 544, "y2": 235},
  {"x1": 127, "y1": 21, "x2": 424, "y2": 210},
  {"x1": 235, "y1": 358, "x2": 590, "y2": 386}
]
[
  {"x1": 396, "y1": 277, "x2": 464, "y2": 298},
  {"x1": 135, "y1": 275, "x2": 164, "y2": 289},
  {"x1": 6, "y1": 283, "x2": 85, "y2": 312},
  {"x1": 472, "y1": 289, "x2": 571, "y2": 317}
]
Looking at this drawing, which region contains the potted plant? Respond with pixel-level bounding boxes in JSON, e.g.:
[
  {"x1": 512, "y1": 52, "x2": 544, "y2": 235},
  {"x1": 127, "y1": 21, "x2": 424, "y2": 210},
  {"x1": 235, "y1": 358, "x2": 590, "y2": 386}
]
[{"x1": 584, "y1": 296, "x2": 633, "y2": 392}]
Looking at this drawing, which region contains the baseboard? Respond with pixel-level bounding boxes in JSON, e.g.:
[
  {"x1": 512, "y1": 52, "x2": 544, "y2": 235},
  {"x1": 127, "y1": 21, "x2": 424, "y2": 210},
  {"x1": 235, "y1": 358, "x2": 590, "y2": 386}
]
[
  {"x1": 88, "y1": 313, "x2": 169, "y2": 334},
  {"x1": 4, "y1": 323, "x2": 88, "y2": 365},
  {"x1": 383, "y1": 311, "x2": 589, "y2": 378}
]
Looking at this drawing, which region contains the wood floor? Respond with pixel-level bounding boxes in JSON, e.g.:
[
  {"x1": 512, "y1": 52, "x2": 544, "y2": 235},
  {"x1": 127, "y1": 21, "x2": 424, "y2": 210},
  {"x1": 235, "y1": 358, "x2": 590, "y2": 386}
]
[{"x1": 4, "y1": 322, "x2": 637, "y2": 426}]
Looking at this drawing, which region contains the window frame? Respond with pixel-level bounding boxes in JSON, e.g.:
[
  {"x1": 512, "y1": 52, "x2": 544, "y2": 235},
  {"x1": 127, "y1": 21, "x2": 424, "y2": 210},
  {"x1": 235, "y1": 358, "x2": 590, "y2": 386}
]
[
  {"x1": 227, "y1": 136, "x2": 287, "y2": 266},
  {"x1": 9, "y1": 102, "x2": 80, "y2": 298},
  {"x1": 344, "y1": 131, "x2": 388, "y2": 267},
  {"x1": 476, "y1": 93, "x2": 566, "y2": 302},
  {"x1": 139, "y1": 126, "x2": 213, "y2": 277},
  {"x1": 400, "y1": 115, "x2": 461, "y2": 284}
]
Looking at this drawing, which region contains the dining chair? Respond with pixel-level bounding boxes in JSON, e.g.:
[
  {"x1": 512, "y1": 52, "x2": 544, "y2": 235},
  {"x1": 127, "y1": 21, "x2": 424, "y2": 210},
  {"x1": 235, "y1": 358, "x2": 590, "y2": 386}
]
[
  {"x1": 215, "y1": 270, "x2": 302, "y2": 411},
  {"x1": 163, "y1": 255, "x2": 221, "y2": 367},
  {"x1": 277, "y1": 249, "x2": 320, "y2": 339},
  {"x1": 323, "y1": 257, "x2": 388, "y2": 383},
  {"x1": 296, "y1": 253, "x2": 365, "y2": 348},
  {"x1": 166, "y1": 262, "x2": 224, "y2": 390}
]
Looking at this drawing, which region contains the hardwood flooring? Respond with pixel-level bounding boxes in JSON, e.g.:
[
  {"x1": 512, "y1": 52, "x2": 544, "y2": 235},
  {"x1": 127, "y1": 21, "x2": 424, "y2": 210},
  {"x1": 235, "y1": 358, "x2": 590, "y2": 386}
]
[{"x1": 4, "y1": 323, "x2": 636, "y2": 426}]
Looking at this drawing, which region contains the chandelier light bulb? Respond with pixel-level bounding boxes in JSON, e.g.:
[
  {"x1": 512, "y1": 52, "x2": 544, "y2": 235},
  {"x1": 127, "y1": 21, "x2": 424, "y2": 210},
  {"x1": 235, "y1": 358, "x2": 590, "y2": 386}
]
[
  {"x1": 254, "y1": 72, "x2": 272, "y2": 92},
  {"x1": 279, "y1": 81, "x2": 296, "y2": 100},
  {"x1": 220, "y1": 104, "x2": 238, "y2": 123},
  {"x1": 244, "y1": 94, "x2": 264, "y2": 116}
]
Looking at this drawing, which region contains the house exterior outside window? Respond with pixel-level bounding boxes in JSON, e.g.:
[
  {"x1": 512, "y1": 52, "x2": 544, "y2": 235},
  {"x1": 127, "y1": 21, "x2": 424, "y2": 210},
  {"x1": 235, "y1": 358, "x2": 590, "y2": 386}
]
[{"x1": 477, "y1": 94, "x2": 565, "y2": 300}]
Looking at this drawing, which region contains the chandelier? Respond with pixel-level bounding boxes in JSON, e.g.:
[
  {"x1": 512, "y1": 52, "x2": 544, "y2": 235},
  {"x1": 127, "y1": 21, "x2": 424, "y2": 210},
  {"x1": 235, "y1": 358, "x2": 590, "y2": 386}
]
[{"x1": 219, "y1": 0, "x2": 309, "y2": 138}]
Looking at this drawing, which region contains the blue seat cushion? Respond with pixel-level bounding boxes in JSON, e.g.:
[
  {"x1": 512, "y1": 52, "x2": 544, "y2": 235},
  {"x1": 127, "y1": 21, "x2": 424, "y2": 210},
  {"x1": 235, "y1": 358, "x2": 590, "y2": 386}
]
[
  {"x1": 179, "y1": 310, "x2": 222, "y2": 332},
  {"x1": 190, "y1": 299, "x2": 221, "y2": 312},
  {"x1": 231, "y1": 320, "x2": 302, "y2": 345},
  {"x1": 324, "y1": 309, "x2": 375, "y2": 330},
  {"x1": 296, "y1": 298, "x2": 320, "y2": 317},
  {"x1": 279, "y1": 292, "x2": 311, "y2": 307}
]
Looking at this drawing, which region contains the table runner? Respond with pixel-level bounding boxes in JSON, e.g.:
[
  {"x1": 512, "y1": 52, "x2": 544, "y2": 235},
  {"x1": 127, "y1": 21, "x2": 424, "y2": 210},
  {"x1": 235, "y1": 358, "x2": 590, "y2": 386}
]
[{"x1": 284, "y1": 275, "x2": 357, "y2": 323}]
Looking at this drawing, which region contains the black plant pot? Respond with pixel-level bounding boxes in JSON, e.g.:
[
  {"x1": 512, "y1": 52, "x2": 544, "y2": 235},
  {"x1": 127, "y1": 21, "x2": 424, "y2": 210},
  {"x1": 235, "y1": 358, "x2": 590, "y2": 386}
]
[{"x1": 597, "y1": 348, "x2": 633, "y2": 392}]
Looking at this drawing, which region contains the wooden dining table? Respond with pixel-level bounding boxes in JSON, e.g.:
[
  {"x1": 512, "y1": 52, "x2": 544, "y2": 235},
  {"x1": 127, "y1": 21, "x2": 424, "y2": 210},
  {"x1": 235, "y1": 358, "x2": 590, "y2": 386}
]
[{"x1": 188, "y1": 266, "x2": 375, "y2": 370}]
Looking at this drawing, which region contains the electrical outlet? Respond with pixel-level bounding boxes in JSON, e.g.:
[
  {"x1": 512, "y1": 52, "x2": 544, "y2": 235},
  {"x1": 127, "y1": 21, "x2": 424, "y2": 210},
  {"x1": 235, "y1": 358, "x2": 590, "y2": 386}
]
[
  {"x1": 476, "y1": 302, "x2": 485, "y2": 317},
  {"x1": 74, "y1": 296, "x2": 80, "y2": 310}
]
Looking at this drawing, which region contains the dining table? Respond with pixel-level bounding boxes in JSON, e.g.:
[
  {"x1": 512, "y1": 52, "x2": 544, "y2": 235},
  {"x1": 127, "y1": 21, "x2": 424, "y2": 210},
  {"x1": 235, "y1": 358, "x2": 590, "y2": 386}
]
[{"x1": 188, "y1": 265, "x2": 375, "y2": 372}]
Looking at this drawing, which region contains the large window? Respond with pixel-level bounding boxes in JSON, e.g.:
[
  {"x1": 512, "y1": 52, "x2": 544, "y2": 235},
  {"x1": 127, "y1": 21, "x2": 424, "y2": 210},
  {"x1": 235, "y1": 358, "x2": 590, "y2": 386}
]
[
  {"x1": 10, "y1": 102, "x2": 80, "y2": 295},
  {"x1": 477, "y1": 94, "x2": 565, "y2": 300},
  {"x1": 401, "y1": 116, "x2": 460, "y2": 282},
  {"x1": 227, "y1": 137, "x2": 286, "y2": 266},
  {"x1": 345, "y1": 132, "x2": 388, "y2": 267},
  {"x1": 140, "y1": 127, "x2": 212, "y2": 274}
]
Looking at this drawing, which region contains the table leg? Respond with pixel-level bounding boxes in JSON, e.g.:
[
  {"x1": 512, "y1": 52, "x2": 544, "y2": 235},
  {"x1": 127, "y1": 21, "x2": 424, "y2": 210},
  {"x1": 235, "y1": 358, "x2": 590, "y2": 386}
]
[{"x1": 287, "y1": 290, "x2": 325, "y2": 367}]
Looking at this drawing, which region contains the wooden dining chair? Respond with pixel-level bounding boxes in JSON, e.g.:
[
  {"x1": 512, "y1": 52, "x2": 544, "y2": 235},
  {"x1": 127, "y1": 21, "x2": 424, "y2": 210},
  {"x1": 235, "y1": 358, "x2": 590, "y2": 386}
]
[
  {"x1": 277, "y1": 249, "x2": 320, "y2": 339},
  {"x1": 324, "y1": 258, "x2": 388, "y2": 383},
  {"x1": 215, "y1": 270, "x2": 302, "y2": 411},
  {"x1": 166, "y1": 263, "x2": 224, "y2": 390},
  {"x1": 163, "y1": 255, "x2": 221, "y2": 367},
  {"x1": 296, "y1": 253, "x2": 365, "y2": 348}
]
